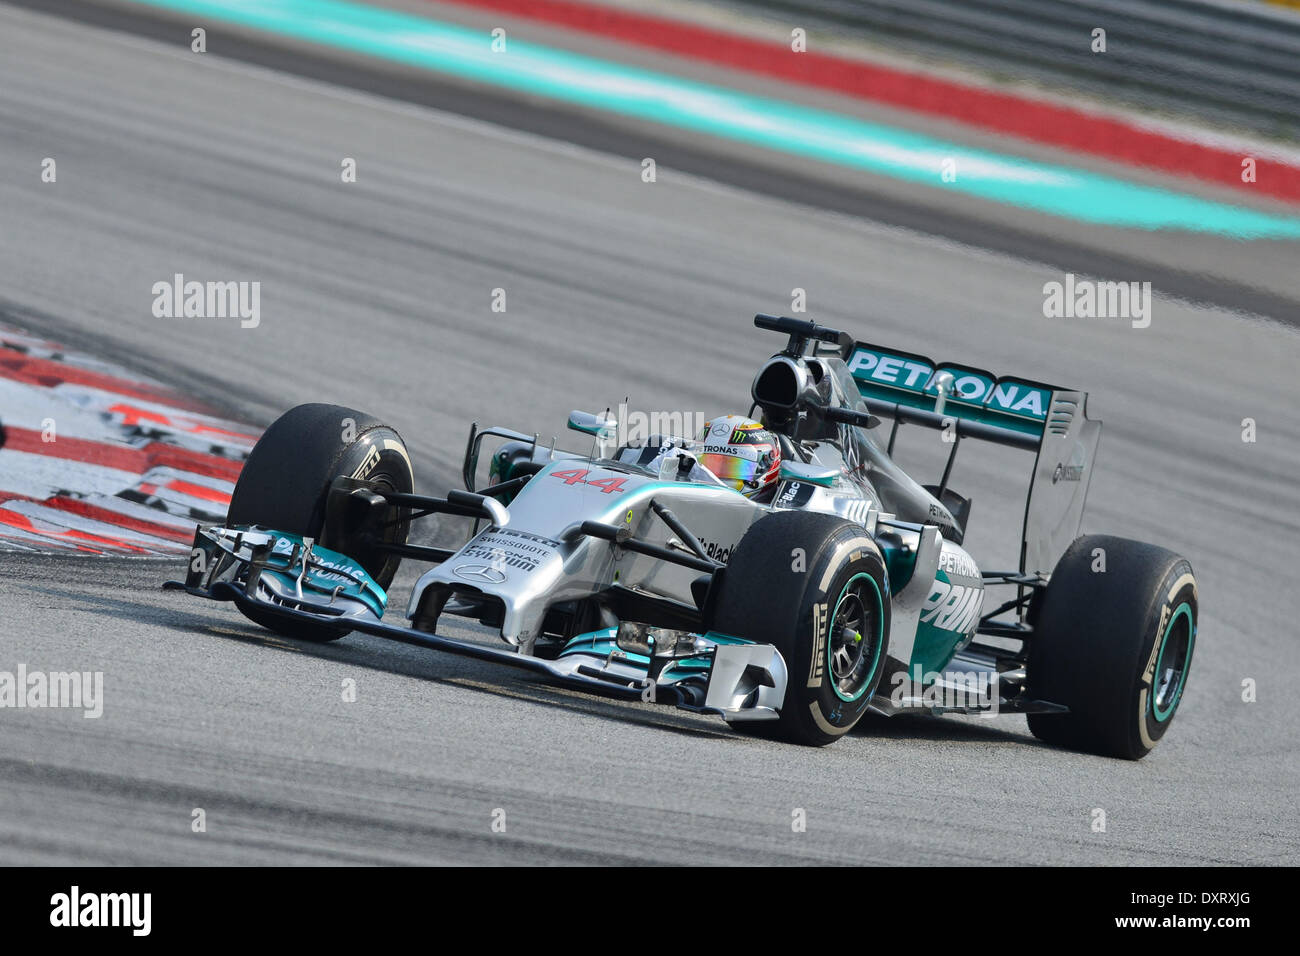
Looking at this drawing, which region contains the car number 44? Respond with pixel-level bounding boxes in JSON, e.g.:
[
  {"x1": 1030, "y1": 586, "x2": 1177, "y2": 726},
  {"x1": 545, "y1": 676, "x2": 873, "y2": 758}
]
[{"x1": 550, "y1": 468, "x2": 628, "y2": 494}]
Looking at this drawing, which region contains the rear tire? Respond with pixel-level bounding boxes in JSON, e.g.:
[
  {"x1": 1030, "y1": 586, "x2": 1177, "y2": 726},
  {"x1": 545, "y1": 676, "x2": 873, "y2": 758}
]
[
  {"x1": 227, "y1": 403, "x2": 414, "y2": 642},
  {"x1": 710, "y1": 511, "x2": 890, "y2": 746},
  {"x1": 1027, "y1": 534, "x2": 1197, "y2": 759}
]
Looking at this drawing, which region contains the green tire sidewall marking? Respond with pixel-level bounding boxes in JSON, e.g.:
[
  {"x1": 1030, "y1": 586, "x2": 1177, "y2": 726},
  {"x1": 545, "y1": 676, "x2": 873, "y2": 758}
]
[
  {"x1": 1151, "y1": 601, "x2": 1195, "y2": 723},
  {"x1": 828, "y1": 571, "x2": 884, "y2": 704}
]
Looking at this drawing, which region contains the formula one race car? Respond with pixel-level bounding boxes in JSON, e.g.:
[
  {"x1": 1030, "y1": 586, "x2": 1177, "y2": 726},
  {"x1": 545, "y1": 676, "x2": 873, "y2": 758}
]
[{"x1": 167, "y1": 315, "x2": 1198, "y2": 758}]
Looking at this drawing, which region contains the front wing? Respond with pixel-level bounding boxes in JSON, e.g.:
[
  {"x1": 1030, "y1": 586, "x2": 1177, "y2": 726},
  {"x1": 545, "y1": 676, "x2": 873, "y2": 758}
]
[{"x1": 165, "y1": 525, "x2": 786, "y2": 723}]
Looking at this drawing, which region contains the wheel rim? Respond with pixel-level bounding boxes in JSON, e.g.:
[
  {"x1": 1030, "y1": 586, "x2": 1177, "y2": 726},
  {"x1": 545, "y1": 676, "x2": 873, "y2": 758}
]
[
  {"x1": 1151, "y1": 602, "x2": 1195, "y2": 722},
  {"x1": 827, "y1": 572, "x2": 884, "y2": 703}
]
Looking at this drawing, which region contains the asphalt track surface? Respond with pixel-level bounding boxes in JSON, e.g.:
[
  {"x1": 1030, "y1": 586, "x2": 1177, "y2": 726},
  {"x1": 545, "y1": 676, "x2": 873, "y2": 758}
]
[{"x1": 1, "y1": 1, "x2": 1298, "y2": 864}]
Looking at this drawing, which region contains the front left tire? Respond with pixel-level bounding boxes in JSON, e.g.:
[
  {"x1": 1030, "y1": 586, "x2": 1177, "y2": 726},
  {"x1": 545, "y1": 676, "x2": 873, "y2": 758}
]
[{"x1": 709, "y1": 511, "x2": 891, "y2": 745}]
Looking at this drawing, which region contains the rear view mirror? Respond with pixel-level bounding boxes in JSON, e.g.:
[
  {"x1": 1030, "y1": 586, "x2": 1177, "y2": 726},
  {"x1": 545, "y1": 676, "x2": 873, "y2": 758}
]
[{"x1": 567, "y1": 410, "x2": 617, "y2": 439}]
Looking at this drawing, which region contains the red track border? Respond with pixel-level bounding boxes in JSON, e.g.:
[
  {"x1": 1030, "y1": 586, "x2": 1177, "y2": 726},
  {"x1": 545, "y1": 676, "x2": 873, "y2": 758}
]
[{"x1": 437, "y1": 0, "x2": 1300, "y2": 203}]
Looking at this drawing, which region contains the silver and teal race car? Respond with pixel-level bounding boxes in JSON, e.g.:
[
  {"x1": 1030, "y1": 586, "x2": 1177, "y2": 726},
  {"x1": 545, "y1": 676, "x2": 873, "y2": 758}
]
[{"x1": 168, "y1": 315, "x2": 1197, "y2": 758}]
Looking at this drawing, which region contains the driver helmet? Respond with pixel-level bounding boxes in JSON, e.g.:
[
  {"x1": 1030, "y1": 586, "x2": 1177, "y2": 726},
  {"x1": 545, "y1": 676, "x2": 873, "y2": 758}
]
[{"x1": 697, "y1": 415, "x2": 781, "y2": 498}]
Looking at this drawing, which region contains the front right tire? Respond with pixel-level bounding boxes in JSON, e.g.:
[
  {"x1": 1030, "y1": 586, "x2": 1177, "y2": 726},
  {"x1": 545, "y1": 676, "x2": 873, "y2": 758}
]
[{"x1": 226, "y1": 403, "x2": 414, "y2": 642}]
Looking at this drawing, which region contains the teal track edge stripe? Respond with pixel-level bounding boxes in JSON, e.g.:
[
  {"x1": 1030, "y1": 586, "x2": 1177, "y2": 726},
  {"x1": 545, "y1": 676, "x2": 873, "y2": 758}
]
[{"x1": 126, "y1": 0, "x2": 1300, "y2": 239}]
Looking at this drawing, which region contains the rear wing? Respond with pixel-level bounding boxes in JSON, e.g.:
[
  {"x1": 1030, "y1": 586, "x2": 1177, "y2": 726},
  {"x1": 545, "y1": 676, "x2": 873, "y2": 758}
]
[
  {"x1": 849, "y1": 344, "x2": 1051, "y2": 447},
  {"x1": 847, "y1": 342, "x2": 1102, "y2": 576}
]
